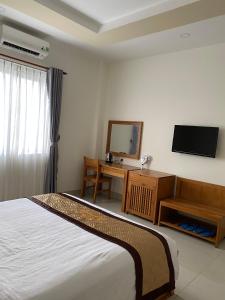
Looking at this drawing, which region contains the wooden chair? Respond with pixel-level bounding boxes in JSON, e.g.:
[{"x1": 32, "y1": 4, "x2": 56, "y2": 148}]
[{"x1": 81, "y1": 156, "x2": 112, "y2": 203}]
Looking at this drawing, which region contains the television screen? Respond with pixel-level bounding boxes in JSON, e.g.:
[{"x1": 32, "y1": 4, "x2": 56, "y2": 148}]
[{"x1": 172, "y1": 125, "x2": 219, "y2": 158}]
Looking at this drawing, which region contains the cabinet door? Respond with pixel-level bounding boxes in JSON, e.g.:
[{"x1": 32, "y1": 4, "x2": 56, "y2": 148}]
[{"x1": 126, "y1": 180, "x2": 155, "y2": 220}]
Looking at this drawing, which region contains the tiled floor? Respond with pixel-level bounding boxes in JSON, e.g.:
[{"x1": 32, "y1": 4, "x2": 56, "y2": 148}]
[{"x1": 71, "y1": 191, "x2": 225, "y2": 300}]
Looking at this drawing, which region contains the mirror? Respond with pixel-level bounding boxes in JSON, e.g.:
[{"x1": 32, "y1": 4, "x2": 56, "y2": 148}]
[{"x1": 106, "y1": 121, "x2": 143, "y2": 159}]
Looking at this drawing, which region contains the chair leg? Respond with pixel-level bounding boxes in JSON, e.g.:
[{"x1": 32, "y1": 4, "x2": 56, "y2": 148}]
[
  {"x1": 93, "y1": 182, "x2": 98, "y2": 203},
  {"x1": 81, "y1": 180, "x2": 86, "y2": 197},
  {"x1": 108, "y1": 180, "x2": 112, "y2": 199},
  {"x1": 98, "y1": 182, "x2": 103, "y2": 192}
]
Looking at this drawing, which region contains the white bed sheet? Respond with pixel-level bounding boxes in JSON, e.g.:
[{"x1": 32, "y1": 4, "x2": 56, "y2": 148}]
[{"x1": 0, "y1": 196, "x2": 178, "y2": 300}]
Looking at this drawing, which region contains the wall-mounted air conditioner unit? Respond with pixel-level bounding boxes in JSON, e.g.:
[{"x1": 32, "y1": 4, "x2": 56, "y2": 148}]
[{"x1": 0, "y1": 25, "x2": 50, "y2": 59}]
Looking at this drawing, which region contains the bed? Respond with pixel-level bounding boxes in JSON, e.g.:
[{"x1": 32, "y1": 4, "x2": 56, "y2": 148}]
[{"x1": 0, "y1": 193, "x2": 179, "y2": 300}]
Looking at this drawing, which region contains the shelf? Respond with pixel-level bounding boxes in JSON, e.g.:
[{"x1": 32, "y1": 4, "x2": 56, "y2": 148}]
[{"x1": 159, "y1": 219, "x2": 216, "y2": 243}]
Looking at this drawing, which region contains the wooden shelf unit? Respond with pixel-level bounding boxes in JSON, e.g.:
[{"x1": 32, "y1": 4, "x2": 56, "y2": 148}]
[
  {"x1": 158, "y1": 177, "x2": 225, "y2": 247},
  {"x1": 125, "y1": 169, "x2": 175, "y2": 224}
]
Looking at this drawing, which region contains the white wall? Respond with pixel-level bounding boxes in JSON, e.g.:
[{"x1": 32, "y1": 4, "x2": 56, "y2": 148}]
[
  {"x1": 44, "y1": 39, "x2": 105, "y2": 192},
  {"x1": 0, "y1": 37, "x2": 104, "y2": 193},
  {"x1": 2, "y1": 38, "x2": 225, "y2": 194},
  {"x1": 99, "y1": 43, "x2": 225, "y2": 189}
]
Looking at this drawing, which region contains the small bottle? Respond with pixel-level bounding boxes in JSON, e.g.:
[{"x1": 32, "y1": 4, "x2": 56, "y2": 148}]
[{"x1": 108, "y1": 152, "x2": 113, "y2": 163}]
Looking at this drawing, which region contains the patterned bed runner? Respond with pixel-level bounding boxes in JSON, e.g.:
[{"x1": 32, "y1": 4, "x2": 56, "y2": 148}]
[{"x1": 30, "y1": 193, "x2": 175, "y2": 300}]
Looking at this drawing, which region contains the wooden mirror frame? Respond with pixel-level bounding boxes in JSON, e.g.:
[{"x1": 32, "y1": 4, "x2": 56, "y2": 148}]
[{"x1": 106, "y1": 120, "x2": 143, "y2": 160}]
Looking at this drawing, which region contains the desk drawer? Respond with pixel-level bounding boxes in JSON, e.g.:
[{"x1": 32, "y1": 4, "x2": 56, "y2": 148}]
[
  {"x1": 128, "y1": 172, "x2": 157, "y2": 189},
  {"x1": 101, "y1": 165, "x2": 124, "y2": 178}
]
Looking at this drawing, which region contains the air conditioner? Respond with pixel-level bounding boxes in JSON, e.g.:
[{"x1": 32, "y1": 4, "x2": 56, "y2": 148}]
[{"x1": 0, "y1": 25, "x2": 50, "y2": 59}]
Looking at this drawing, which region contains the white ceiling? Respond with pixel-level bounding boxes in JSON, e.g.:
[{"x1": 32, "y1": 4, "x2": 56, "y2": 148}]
[
  {"x1": 0, "y1": 0, "x2": 225, "y2": 61},
  {"x1": 63, "y1": 0, "x2": 156, "y2": 23},
  {"x1": 35, "y1": 0, "x2": 199, "y2": 32},
  {"x1": 61, "y1": 0, "x2": 197, "y2": 24}
]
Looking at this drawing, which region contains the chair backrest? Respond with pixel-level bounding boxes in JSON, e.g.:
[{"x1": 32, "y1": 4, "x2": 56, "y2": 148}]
[{"x1": 83, "y1": 156, "x2": 100, "y2": 176}]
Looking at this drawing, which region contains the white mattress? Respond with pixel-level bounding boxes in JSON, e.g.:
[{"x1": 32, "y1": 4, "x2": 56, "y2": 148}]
[{"x1": 0, "y1": 196, "x2": 179, "y2": 300}]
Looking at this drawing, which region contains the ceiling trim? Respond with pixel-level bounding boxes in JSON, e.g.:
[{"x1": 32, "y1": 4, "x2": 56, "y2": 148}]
[
  {"x1": 0, "y1": 0, "x2": 96, "y2": 43},
  {"x1": 95, "y1": 0, "x2": 225, "y2": 45},
  {"x1": 35, "y1": 0, "x2": 101, "y2": 33},
  {"x1": 1, "y1": 0, "x2": 225, "y2": 47}
]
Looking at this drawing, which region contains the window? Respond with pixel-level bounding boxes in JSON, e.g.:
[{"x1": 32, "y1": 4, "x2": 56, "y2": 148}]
[
  {"x1": 0, "y1": 59, "x2": 50, "y2": 156},
  {"x1": 0, "y1": 59, "x2": 50, "y2": 200}
]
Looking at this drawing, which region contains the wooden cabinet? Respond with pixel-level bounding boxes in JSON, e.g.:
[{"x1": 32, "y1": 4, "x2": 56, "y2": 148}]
[{"x1": 125, "y1": 169, "x2": 175, "y2": 224}]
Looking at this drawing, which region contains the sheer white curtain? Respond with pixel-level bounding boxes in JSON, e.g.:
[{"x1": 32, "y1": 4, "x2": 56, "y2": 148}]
[{"x1": 0, "y1": 59, "x2": 50, "y2": 200}]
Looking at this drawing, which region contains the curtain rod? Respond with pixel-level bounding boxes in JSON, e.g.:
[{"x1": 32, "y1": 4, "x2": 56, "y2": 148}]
[{"x1": 0, "y1": 52, "x2": 67, "y2": 75}]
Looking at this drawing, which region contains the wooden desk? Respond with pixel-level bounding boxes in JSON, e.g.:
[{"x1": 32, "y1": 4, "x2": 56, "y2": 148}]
[{"x1": 100, "y1": 161, "x2": 139, "y2": 211}]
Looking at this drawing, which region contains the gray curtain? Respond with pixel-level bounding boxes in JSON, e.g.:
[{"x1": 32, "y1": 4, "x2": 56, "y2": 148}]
[{"x1": 44, "y1": 68, "x2": 63, "y2": 193}]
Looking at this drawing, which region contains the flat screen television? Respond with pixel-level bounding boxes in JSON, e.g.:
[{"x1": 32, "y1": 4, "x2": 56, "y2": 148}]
[{"x1": 172, "y1": 125, "x2": 219, "y2": 158}]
